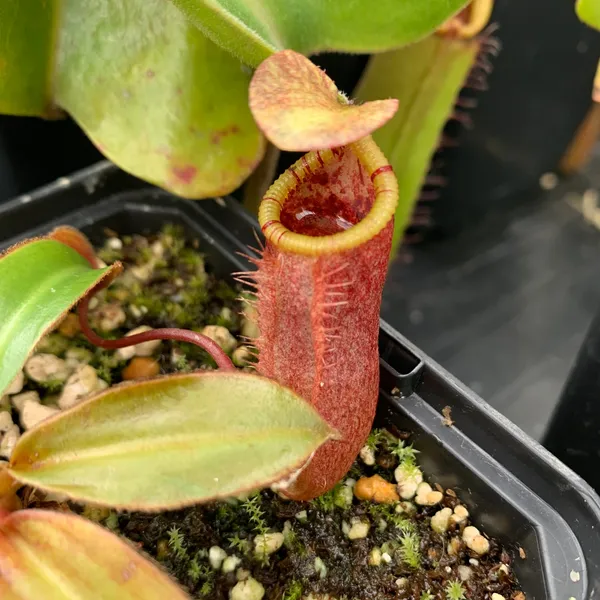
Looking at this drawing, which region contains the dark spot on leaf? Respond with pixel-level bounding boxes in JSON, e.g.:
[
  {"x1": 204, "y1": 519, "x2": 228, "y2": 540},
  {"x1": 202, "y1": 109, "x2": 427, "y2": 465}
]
[
  {"x1": 211, "y1": 125, "x2": 240, "y2": 145},
  {"x1": 146, "y1": 69, "x2": 155, "y2": 78},
  {"x1": 171, "y1": 165, "x2": 197, "y2": 185}
]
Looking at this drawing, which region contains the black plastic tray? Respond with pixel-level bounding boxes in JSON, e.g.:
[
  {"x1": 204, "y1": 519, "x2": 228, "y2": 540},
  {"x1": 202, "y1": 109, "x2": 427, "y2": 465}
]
[{"x1": 2, "y1": 161, "x2": 600, "y2": 599}]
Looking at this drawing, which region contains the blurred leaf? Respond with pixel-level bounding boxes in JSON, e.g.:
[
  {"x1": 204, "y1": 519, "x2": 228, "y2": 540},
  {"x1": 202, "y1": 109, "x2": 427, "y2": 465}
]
[
  {"x1": 249, "y1": 50, "x2": 398, "y2": 151},
  {"x1": 577, "y1": 0, "x2": 600, "y2": 30},
  {"x1": 9, "y1": 372, "x2": 335, "y2": 510},
  {"x1": 170, "y1": 0, "x2": 470, "y2": 67},
  {"x1": 0, "y1": 510, "x2": 191, "y2": 599},
  {"x1": 354, "y1": 35, "x2": 480, "y2": 255},
  {"x1": 0, "y1": 234, "x2": 118, "y2": 396},
  {"x1": 55, "y1": 0, "x2": 265, "y2": 198},
  {"x1": 0, "y1": 1, "x2": 56, "y2": 116},
  {"x1": 0, "y1": 0, "x2": 265, "y2": 198}
]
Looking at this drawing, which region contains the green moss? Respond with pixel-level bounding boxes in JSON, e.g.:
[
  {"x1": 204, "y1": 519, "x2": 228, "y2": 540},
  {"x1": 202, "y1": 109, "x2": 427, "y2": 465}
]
[
  {"x1": 282, "y1": 580, "x2": 303, "y2": 600},
  {"x1": 97, "y1": 246, "x2": 122, "y2": 264},
  {"x1": 311, "y1": 482, "x2": 348, "y2": 513},
  {"x1": 213, "y1": 280, "x2": 238, "y2": 303},
  {"x1": 94, "y1": 351, "x2": 123, "y2": 385},
  {"x1": 104, "y1": 512, "x2": 119, "y2": 531},
  {"x1": 37, "y1": 378, "x2": 66, "y2": 394},
  {"x1": 35, "y1": 333, "x2": 70, "y2": 356},
  {"x1": 228, "y1": 533, "x2": 251, "y2": 555},
  {"x1": 445, "y1": 580, "x2": 466, "y2": 600},
  {"x1": 188, "y1": 558, "x2": 211, "y2": 585},
  {"x1": 167, "y1": 526, "x2": 188, "y2": 560},
  {"x1": 365, "y1": 428, "x2": 390, "y2": 452},
  {"x1": 399, "y1": 531, "x2": 421, "y2": 569},
  {"x1": 243, "y1": 494, "x2": 268, "y2": 536},
  {"x1": 420, "y1": 593, "x2": 434, "y2": 600}
]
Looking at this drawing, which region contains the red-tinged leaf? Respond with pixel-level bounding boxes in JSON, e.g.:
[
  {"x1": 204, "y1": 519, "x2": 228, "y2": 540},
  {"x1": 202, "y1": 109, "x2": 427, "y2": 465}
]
[
  {"x1": 249, "y1": 50, "x2": 398, "y2": 152},
  {"x1": 0, "y1": 509, "x2": 191, "y2": 599},
  {"x1": 0, "y1": 231, "x2": 120, "y2": 396},
  {"x1": 9, "y1": 371, "x2": 335, "y2": 510}
]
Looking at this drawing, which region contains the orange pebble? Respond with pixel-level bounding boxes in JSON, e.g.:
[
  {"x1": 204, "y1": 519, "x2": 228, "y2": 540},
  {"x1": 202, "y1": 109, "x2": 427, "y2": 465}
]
[
  {"x1": 58, "y1": 313, "x2": 81, "y2": 338},
  {"x1": 354, "y1": 475, "x2": 399, "y2": 504},
  {"x1": 122, "y1": 357, "x2": 160, "y2": 380}
]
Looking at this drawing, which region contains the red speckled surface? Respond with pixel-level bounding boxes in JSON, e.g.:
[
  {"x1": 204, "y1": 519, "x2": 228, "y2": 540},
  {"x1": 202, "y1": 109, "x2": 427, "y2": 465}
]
[{"x1": 255, "y1": 147, "x2": 393, "y2": 499}]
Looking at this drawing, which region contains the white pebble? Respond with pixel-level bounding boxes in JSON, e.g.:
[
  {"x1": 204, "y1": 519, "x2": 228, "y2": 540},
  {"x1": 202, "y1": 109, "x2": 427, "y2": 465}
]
[
  {"x1": 458, "y1": 565, "x2": 472, "y2": 581},
  {"x1": 463, "y1": 528, "x2": 490, "y2": 555},
  {"x1": 462, "y1": 526, "x2": 480, "y2": 544},
  {"x1": 570, "y1": 570, "x2": 581, "y2": 582},
  {"x1": 209, "y1": 546, "x2": 227, "y2": 570},
  {"x1": 395, "y1": 578, "x2": 408, "y2": 588},
  {"x1": 368, "y1": 548, "x2": 382, "y2": 566},
  {"x1": 107, "y1": 238, "x2": 123, "y2": 250},
  {"x1": 347, "y1": 518, "x2": 370, "y2": 540},
  {"x1": 0, "y1": 425, "x2": 20, "y2": 459},
  {"x1": 447, "y1": 537, "x2": 462, "y2": 556},
  {"x1": 229, "y1": 577, "x2": 265, "y2": 600},
  {"x1": 539, "y1": 172, "x2": 559, "y2": 190},
  {"x1": 472, "y1": 536, "x2": 490, "y2": 555},
  {"x1": 295, "y1": 510, "x2": 307, "y2": 522},
  {"x1": 202, "y1": 325, "x2": 237, "y2": 354},
  {"x1": 0, "y1": 411, "x2": 13, "y2": 433},
  {"x1": 394, "y1": 464, "x2": 423, "y2": 500},
  {"x1": 469, "y1": 558, "x2": 479, "y2": 566},
  {"x1": 415, "y1": 482, "x2": 443, "y2": 506},
  {"x1": 12, "y1": 391, "x2": 40, "y2": 413},
  {"x1": 65, "y1": 348, "x2": 93, "y2": 370},
  {"x1": 58, "y1": 365, "x2": 99, "y2": 410},
  {"x1": 498, "y1": 563, "x2": 509, "y2": 575},
  {"x1": 314, "y1": 557, "x2": 327, "y2": 579},
  {"x1": 344, "y1": 478, "x2": 356, "y2": 488},
  {"x1": 21, "y1": 400, "x2": 59, "y2": 429},
  {"x1": 232, "y1": 346, "x2": 253, "y2": 367},
  {"x1": 5, "y1": 371, "x2": 24, "y2": 395},
  {"x1": 431, "y1": 507, "x2": 452, "y2": 534},
  {"x1": 341, "y1": 521, "x2": 351, "y2": 536},
  {"x1": 381, "y1": 552, "x2": 392, "y2": 564},
  {"x1": 254, "y1": 532, "x2": 284, "y2": 556},
  {"x1": 334, "y1": 485, "x2": 353, "y2": 509},
  {"x1": 359, "y1": 445, "x2": 376, "y2": 465},
  {"x1": 491, "y1": 595, "x2": 506, "y2": 600},
  {"x1": 96, "y1": 303, "x2": 126, "y2": 332},
  {"x1": 25, "y1": 354, "x2": 69, "y2": 383},
  {"x1": 451, "y1": 504, "x2": 469, "y2": 525},
  {"x1": 151, "y1": 240, "x2": 164, "y2": 258},
  {"x1": 222, "y1": 555, "x2": 242, "y2": 574}
]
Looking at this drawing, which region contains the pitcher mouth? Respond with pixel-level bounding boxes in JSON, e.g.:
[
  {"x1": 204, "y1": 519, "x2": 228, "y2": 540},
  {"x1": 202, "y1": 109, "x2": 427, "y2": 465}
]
[{"x1": 258, "y1": 136, "x2": 398, "y2": 257}]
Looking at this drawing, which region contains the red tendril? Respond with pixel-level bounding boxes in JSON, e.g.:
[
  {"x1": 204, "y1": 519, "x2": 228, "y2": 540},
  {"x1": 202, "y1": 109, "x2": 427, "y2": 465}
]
[{"x1": 78, "y1": 294, "x2": 235, "y2": 371}]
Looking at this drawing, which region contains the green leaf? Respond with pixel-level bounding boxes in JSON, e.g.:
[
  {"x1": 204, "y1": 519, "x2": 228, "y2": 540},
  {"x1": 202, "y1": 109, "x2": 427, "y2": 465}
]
[
  {"x1": 0, "y1": 1, "x2": 56, "y2": 116},
  {"x1": 0, "y1": 236, "x2": 117, "y2": 396},
  {"x1": 9, "y1": 372, "x2": 335, "y2": 510},
  {"x1": 249, "y1": 50, "x2": 398, "y2": 151},
  {"x1": 0, "y1": 0, "x2": 265, "y2": 198},
  {"x1": 0, "y1": 510, "x2": 191, "y2": 599},
  {"x1": 170, "y1": 0, "x2": 470, "y2": 67},
  {"x1": 354, "y1": 34, "x2": 480, "y2": 255},
  {"x1": 577, "y1": 0, "x2": 600, "y2": 30},
  {"x1": 55, "y1": 0, "x2": 265, "y2": 198}
]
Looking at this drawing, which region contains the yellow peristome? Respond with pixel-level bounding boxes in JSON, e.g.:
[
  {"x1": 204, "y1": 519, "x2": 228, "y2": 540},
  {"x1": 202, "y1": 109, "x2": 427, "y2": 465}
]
[{"x1": 258, "y1": 136, "x2": 398, "y2": 257}]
